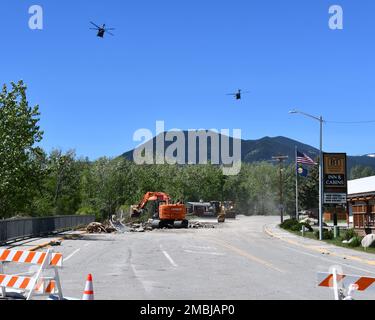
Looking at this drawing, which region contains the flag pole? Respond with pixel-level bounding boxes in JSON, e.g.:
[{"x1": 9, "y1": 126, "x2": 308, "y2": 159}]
[{"x1": 295, "y1": 146, "x2": 299, "y2": 221}]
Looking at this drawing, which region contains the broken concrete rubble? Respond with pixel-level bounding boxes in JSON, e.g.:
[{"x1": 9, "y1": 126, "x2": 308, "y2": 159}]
[
  {"x1": 189, "y1": 221, "x2": 216, "y2": 229},
  {"x1": 86, "y1": 222, "x2": 117, "y2": 234},
  {"x1": 123, "y1": 221, "x2": 153, "y2": 233},
  {"x1": 87, "y1": 219, "x2": 216, "y2": 234},
  {"x1": 50, "y1": 240, "x2": 62, "y2": 246}
]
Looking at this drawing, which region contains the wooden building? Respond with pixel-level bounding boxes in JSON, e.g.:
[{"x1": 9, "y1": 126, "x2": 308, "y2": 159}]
[
  {"x1": 323, "y1": 209, "x2": 347, "y2": 222},
  {"x1": 347, "y1": 176, "x2": 375, "y2": 235}
]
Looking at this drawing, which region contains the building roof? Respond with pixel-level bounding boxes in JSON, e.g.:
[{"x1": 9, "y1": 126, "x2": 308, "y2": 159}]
[{"x1": 348, "y1": 175, "x2": 375, "y2": 197}]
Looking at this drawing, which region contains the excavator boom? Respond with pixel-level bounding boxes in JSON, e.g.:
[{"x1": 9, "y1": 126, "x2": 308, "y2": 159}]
[
  {"x1": 131, "y1": 192, "x2": 171, "y2": 217},
  {"x1": 138, "y1": 192, "x2": 170, "y2": 209}
]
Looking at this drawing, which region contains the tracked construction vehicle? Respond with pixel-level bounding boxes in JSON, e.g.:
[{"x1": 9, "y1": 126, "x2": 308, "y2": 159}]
[
  {"x1": 222, "y1": 201, "x2": 237, "y2": 219},
  {"x1": 131, "y1": 192, "x2": 189, "y2": 229}
]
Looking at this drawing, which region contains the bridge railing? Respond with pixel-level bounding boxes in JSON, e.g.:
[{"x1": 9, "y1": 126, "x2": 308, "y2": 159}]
[{"x1": 0, "y1": 215, "x2": 95, "y2": 245}]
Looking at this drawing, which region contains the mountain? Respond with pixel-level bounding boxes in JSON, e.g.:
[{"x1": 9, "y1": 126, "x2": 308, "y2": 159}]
[
  {"x1": 241, "y1": 136, "x2": 317, "y2": 163},
  {"x1": 121, "y1": 131, "x2": 375, "y2": 172}
]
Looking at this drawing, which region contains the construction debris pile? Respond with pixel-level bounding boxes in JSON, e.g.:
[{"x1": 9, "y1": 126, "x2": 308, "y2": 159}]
[
  {"x1": 86, "y1": 219, "x2": 218, "y2": 234},
  {"x1": 189, "y1": 221, "x2": 216, "y2": 229},
  {"x1": 125, "y1": 222, "x2": 153, "y2": 233},
  {"x1": 50, "y1": 240, "x2": 62, "y2": 246},
  {"x1": 86, "y1": 222, "x2": 117, "y2": 234}
]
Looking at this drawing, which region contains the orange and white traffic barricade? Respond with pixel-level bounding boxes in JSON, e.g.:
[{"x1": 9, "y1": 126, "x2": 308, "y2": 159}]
[
  {"x1": 318, "y1": 268, "x2": 375, "y2": 300},
  {"x1": 0, "y1": 248, "x2": 64, "y2": 300}
]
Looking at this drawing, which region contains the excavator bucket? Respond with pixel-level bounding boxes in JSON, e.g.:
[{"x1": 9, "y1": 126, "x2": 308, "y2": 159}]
[{"x1": 130, "y1": 205, "x2": 142, "y2": 218}]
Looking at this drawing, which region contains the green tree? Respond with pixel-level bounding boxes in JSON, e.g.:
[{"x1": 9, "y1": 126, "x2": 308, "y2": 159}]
[
  {"x1": 350, "y1": 165, "x2": 375, "y2": 180},
  {"x1": 283, "y1": 164, "x2": 298, "y2": 217},
  {"x1": 50, "y1": 150, "x2": 83, "y2": 214},
  {"x1": 88, "y1": 157, "x2": 129, "y2": 220},
  {"x1": 30, "y1": 149, "x2": 83, "y2": 216},
  {"x1": 226, "y1": 163, "x2": 279, "y2": 215},
  {"x1": 0, "y1": 81, "x2": 44, "y2": 217}
]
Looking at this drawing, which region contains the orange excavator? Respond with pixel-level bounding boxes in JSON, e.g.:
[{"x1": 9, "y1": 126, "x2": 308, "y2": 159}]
[{"x1": 131, "y1": 192, "x2": 189, "y2": 229}]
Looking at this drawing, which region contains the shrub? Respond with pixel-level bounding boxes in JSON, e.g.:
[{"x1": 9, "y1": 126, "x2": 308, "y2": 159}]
[
  {"x1": 280, "y1": 219, "x2": 299, "y2": 230},
  {"x1": 76, "y1": 206, "x2": 97, "y2": 216},
  {"x1": 315, "y1": 229, "x2": 333, "y2": 240},
  {"x1": 290, "y1": 223, "x2": 301, "y2": 231},
  {"x1": 281, "y1": 219, "x2": 313, "y2": 233},
  {"x1": 344, "y1": 229, "x2": 358, "y2": 242},
  {"x1": 347, "y1": 237, "x2": 362, "y2": 248},
  {"x1": 300, "y1": 222, "x2": 313, "y2": 232},
  {"x1": 324, "y1": 230, "x2": 334, "y2": 240}
]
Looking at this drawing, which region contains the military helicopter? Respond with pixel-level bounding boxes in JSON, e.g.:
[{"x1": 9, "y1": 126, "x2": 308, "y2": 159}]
[
  {"x1": 90, "y1": 21, "x2": 115, "y2": 38},
  {"x1": 226, "y1": 89, "x2": 250, "y2": 100}
]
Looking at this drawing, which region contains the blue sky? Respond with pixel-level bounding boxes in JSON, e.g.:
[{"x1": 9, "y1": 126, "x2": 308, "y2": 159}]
[{"x1": 1, "y1": 0, "x2": 374, "y2": 159}]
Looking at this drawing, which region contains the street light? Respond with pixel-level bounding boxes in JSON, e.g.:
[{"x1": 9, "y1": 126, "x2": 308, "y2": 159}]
[
  {"x1": 272, "y1": 155, "x2": 289, "y2": 224},
  {"x1": 289, "y1": 109, "x2": 324, "y2": 241}
]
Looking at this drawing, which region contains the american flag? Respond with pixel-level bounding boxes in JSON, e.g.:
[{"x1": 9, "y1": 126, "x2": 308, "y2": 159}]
[{"x1": 297, "y1": 151, "x2": 316, "y2": 166}]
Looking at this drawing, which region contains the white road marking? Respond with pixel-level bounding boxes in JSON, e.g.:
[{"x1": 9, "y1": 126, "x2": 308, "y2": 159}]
[
  {"x1": 64, "y1": 249, "x2": 81, "y2": 262},
  {"x1": 184, "y1": 249, "x2": 225, "y2": 256},
  {"x1": 84, "y1": 243, "x2": 90, "y2": 247},
  {"x1": 160, "y1": 245, "x2": 178, "y2": 267},
  {"x1": 130, "y1": 264, "x2": 155, "y2": 294},
  {"x1": 184, "y1": 245, "x2": 215, "y2": 250}
]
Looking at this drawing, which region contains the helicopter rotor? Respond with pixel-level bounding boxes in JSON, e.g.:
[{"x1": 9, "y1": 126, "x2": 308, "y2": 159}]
[
  {"x1": 90, "y1": 21, "x2": 115, "y2": 36},
  {"x1": 90, "y1": 21, "x2": 101, "y2": 29},
  {"x1": 226, "y1": 90, "x2": 250, "y2": 96}
]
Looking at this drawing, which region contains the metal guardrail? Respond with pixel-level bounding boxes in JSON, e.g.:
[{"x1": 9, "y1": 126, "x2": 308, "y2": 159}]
[{"x1": 0, "y1": 215, "x2": 95, "y2": 245}]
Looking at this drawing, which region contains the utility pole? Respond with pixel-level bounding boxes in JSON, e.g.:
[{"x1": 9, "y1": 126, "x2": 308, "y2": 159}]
[
  {"x1": 289, "y1": 110, "x2": 325, "y2": 241},
  {"x1": 295, "y1": 146, "x2": 299, "y2": 221},
  {"x1": 319, "y1": 116, "x2": 324, "y2": 241},
  {"x1": 272, "y1": 155, "x2": 289, "y2": 224}
]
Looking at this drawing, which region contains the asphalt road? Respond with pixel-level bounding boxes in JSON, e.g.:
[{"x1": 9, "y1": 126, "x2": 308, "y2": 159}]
[{"x1": 11, "y1": 216, "x2": 375, "y2": 300}]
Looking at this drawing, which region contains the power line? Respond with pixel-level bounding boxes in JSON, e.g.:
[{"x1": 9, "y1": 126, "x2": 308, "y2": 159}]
[
  {"x1": 325, "y1": 120, "x2": 375, "y2": 124},
  {"x1": 289, "y1": 110, "x2": 375, "y2": 125}
]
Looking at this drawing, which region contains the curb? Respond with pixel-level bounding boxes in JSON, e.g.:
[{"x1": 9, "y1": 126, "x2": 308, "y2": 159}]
[
  {"x1": 264, "y1": 223, "x2": 375, "y2": 267},
  {"x1": 264, "y1": 225, "x2": 276, "y2": 238}
]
